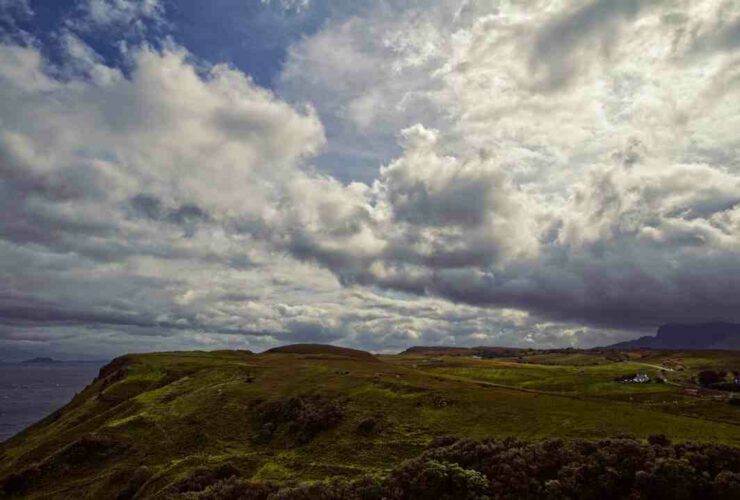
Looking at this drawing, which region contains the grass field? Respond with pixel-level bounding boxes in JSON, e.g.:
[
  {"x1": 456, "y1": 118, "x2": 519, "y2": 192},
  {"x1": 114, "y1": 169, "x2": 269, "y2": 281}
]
[
  {"x1": 1, "y1": 347, "x2": 738, "y2": 498},
  {"x1": 406, "y1": 359, "x2": 675, "y2": 395}
]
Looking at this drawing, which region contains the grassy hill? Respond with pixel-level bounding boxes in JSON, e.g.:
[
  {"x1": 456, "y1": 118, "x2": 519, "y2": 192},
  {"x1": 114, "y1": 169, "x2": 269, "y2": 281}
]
[{"x1": 1, "y1": 346, "x2": 739, "y2": 498}]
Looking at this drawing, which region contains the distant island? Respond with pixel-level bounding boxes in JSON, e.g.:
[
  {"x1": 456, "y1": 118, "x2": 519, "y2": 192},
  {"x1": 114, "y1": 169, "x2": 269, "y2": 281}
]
[
  {"x1": 21, "y1": 357, "x2": 60, "y2": 364},
  {"x1": 605, "y1": 322, "x2": 740, "y2": 350}
]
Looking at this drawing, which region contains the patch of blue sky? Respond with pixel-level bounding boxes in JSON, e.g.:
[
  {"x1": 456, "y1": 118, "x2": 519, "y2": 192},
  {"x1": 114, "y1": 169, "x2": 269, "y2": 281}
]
[{"x1": 1, "y1": 0, "x2": 336, "y2": 88}]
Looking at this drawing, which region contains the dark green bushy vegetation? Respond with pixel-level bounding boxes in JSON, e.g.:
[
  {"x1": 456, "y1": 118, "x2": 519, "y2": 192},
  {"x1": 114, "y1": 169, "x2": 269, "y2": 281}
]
[
  {"x1": 168, "y1": 465, "x2": 242, "y2": 496},
  {"x1": 2, "y1": 435, "x2": 125, "y2": 496},
  {"x1": 165, "y1": 437, "x2": 740, "y2": 500},
  {"x1": 117, "y1": 466, "x2": 153, "y2": 500},
  {"x1": 697, "y1": 369, "x2": 740, "y2": 392},
  {"x1": 698, "y1": 370, "x2": 728, "y2": 387},
  {"x1": 253, "y1": 395, "x2": 343, "y2": 445}
]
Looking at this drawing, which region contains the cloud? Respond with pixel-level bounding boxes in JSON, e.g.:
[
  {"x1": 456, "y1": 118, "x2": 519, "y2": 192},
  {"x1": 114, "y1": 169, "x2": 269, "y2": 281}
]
[
  {"x1": 76, "y1": 0, "x2": 164, "y2": 30},
  {"x1": 2, "y1": 0, "x2": 740, "y2": 357},
  {"x1": 0, "y1": 0, "x2": 34, "y2": 44},
  {"x1": 0, "y1": 0, "x2": 33, "y2": 24},
  {"x1": 275, "y1": 0, "x2": 740, "y2": 331},
  {"x1": 529, "y1": 0, "x2": 652, "y2": 90},
  {"x1": 0, "y1": 38, "x2": 557, "y2": 357},
  {"x1": 0, "y1": 42, "x2": 328, "y2": 348},
  {"x1": 260, "y1": 0, "x2": 311, "y2": 14}
]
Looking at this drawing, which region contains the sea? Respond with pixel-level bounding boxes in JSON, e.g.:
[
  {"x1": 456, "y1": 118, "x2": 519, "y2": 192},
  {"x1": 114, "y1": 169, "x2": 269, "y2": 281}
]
[{"x1": 0, "y1": 362, "x2": 105, "y2": 442}]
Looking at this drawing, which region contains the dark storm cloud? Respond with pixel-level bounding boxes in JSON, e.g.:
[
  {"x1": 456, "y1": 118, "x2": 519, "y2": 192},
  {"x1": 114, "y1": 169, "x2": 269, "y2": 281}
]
[
  {"x1": 711, "y1": 20, "x2": 740, "y2": 52},
  {"x1": 276, "y1": 319, "x2": 345, "y2": 344},
  {"x1": 0, "y1": 296, "x2": 273, "y2": 338},
  {"x1": 530, "y1": 0, "x2": 654, "y2": 90},
  {"x1": 687, "y1": 16, "x2": 740, "y2": 55},
  {"x1": 0, "y1": 302, "x2": 169, "y2": 330},
  {"x1": 425, "y1": 252, "x2": 740, "y2": 330},
  {"x1": 129, "y1": 194, "x2": 210, "y2": 236},
  {"x1": 0, "y1": 185, "x2": 113, "y2": 255}
]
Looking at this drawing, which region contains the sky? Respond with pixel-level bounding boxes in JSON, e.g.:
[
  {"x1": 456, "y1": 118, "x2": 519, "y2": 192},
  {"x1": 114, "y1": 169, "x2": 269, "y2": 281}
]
[{"x1": 1, "y1": 0, "x2": 740, "y2": 360}]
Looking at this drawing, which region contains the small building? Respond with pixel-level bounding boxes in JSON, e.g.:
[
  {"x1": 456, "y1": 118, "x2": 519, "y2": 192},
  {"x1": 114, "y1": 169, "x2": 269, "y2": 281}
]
[{"x1": 617, "y1": 373, "x2": 651, "y2": 384}]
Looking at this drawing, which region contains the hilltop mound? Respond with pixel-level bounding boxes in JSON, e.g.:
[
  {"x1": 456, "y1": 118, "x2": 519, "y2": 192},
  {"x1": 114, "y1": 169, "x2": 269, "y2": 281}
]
[{"x1": 265, "y1": 343, "x2": 378, "y2": 361}]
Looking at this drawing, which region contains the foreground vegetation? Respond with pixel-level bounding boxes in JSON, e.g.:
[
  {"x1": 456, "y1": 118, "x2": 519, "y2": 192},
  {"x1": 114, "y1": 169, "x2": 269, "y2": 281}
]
[
  {"x1": 162, "y1": 437, "x2": 740, "y2": 499},
  {"x1": 1, "y1": 345, "x2": 738, "y2": 498}
]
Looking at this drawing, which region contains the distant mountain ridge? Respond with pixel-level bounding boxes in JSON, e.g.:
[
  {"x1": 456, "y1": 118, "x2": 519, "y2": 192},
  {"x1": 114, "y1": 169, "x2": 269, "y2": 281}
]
[{"x1": 605, "y1": 322, "x2": 740, "y2": 350}]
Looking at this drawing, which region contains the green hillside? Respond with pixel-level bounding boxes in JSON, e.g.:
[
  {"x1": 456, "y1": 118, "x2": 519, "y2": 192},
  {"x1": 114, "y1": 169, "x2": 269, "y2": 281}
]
[{"x1": 1, "y1": 347, "x2": 739, "y2": 498}]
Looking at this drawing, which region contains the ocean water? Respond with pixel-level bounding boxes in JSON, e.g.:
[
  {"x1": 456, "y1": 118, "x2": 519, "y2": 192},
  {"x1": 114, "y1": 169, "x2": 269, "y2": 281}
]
[{"x1": 0, "y1": 362, "x2": 104, "y2": 442}]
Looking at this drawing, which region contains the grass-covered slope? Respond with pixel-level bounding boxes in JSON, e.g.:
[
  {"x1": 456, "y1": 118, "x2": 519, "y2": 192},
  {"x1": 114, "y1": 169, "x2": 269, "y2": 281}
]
[{"x1": 1, "y1": 347, "x2": 739, "y2": 498}]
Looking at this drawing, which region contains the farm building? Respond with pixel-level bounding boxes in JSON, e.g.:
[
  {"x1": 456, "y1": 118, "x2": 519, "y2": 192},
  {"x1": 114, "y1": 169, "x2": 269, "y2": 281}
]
[{"x1": 617, "y1": 373, "x2": 651, "y2": 384}]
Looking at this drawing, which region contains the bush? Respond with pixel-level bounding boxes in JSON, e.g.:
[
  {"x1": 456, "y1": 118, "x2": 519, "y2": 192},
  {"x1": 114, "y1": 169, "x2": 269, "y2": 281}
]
[
  {"x1": 170, "y1": 464, "x2": 241, "y2": 494},
  {"x1": 714, "y1": 471, "x2": 740, "y2": 500},
  {"x1": 698, "y1": 370, "x2": 727, "y2": 387},
  {"x1": 254, "y1": 395, "x2": 343, "y2": 445},
  {"x1": 148, "y1": 438, "x2": 740, "y2": 500},
  {"x1": 388, "y1": 437, "x2": 740, "y2": 500},
  {"x1": 708, "y1": 382, "x2": 737, "y2": 392},
  {"x1": 1, "y1": 465, "x2": 40, "y2": 496},
  {"x1": 637, "y1": 458, "x2": 701, "y2": 499},
  {"x1": 177, "y1": 477, "x2": 277, "y2": 500},
  {"x1": 2, "y1": 435, "x2": 124, "y2": 496},
  {"x1": 648, "y1": 434, "x2": 671, "y2": 447},
  {"x1": 384, "y1": 460, "x2": 489, "y2": 500},
  {"x1": 117, "y1": 466, "x2": 153, "y2": 500},
  {"x1": 272, "y1": 476, "x2": 383, "y2": 500},
  {"x1": 356, "y1": 417, "x2": 380, "y2": 437},
  {"x1": 55, "y1": 435, "x2": 124, "y2": 466}
]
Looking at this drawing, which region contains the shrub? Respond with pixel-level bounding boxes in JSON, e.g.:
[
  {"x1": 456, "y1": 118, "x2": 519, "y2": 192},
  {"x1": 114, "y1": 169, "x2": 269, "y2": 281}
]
[
  {"x1": 356, "y1": 417, "x2": 379, "y2": 437},
  {"x1": 272, "y1": 476, "x2": 383, "y2": 500},
  {"x1": 54, "y1": 435, "x2": 124, "y2": 466},
  {"x1": 390, "y1": 437, "x2": 740, "y2": 500},
  {"x1": 384, "y1": 459, "x2": 489, "y2": 500},
  {"x1": 254, "y1": 395, "x2": 343, "y2": 445},
  {"x1": 2, "y1": 435, "x2": 124, "y2": 496},
  {"x1": 637, "y1": 458, "x2": 701, "y2": 499},
  {"x1": 170, "y1": 464, "x2": 241, "y2": 494},
  {"x1": 713, "y1": 471, "x2": 740, "y2": 500},
  {"x1": 648, "y1": 434, "x2": 671, "y2": 447},
  {"x1": 177, "y1": 477, "x2": 277, "y2": 500},
  {"x1": 709, "y1": 382, "x2": 737, "y2": 392},
  {"x1": 1, "y1": 465, "x2": 40, "y2": 496},
  {"x1": 118, "y1": 437, "x2": 740, "y2": 500},
  {"x1": 698, "y1": 371, "x2": 727, "y2": 387},
  {"x1": 117, "y1": 466, "x2": 153, "y2": 500}
]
